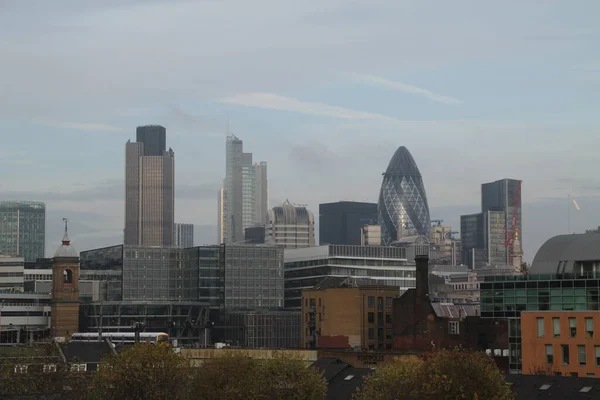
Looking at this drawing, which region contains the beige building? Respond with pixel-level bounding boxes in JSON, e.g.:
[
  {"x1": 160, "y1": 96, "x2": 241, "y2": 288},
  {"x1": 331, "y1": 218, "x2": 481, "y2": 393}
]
[
  {"x1": 265, "y1": 200, "x2": 315, "y2": 249},
  {"x1": 360, "y1": 224, "x2": 381, "y2": 246},
  {"x1": 302, "y1": 284, "x2": 399, "y2": 350}
]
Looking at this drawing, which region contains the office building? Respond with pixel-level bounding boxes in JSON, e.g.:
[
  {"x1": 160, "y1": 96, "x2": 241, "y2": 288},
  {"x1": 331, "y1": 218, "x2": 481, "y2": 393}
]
[
  {"x1": 217, "y1": 187, "x2": 227, "y2": 244},
  {"x1": 265, "y1": 200, "x2": 315, "y2": 249},
  {"x1": 245, "y1": 226, "x2": 266, "y2": 244},
  {"x1": 461, "y1": 210, "x2": 508, "y2": 269},
  {"x1": 222, "y1": 135, "x2": 268, "y2": 244},
  {"x1": 378, "y1": 146, "x2": 430, "y2": 244},
  {"x1": 222, "y1": 309, "x2": 301, "y2": 349},
  {"x1": 124, "y1": 125, "x2": 175, "y2": 246},
  {"x1": 0, "y1": 201, "x2": 45, "y2": 262},
  {"x1": 302, "y1": 284, "x2": 400, "y2": 350},
  {"x1": 319, "y1": 201, "x2": 377, "y2": 246},
  {"x1": 361, "y1": 224, "x2": 381, "y2": 246},
  {"x1": 284, "y1": 245, "x2": 414, "y2": 310},
  {"x1": 175, "y1": 223, "x2": 194, "y2": 248},
  {"x1": 481, "y1": 178, "x2": 522, "y2": 259},
  {"x1": 0, "y1": 254, "x2": 24, "y2": 291}
]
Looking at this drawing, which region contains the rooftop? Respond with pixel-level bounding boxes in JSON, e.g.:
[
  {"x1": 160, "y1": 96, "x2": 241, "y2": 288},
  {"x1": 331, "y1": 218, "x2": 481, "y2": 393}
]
[{"x1": 530, "y1": 233, "x2": 600, "y2": 275}]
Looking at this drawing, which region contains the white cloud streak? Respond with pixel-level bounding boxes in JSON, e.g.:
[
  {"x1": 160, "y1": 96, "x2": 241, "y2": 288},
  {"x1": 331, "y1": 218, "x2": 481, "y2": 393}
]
[
  {"x1": 220, "y1": 92, "x2": 398, "y2": 121},
  {"x1": 353, "y1": 74, "x2": 462, "y2": 105}
]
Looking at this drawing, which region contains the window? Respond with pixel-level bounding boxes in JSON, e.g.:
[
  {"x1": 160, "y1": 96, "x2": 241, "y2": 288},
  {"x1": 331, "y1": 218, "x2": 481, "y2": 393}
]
[
  {"x1": 14, "y1": 365, "x2": 28, "y2": 374},
  {"x1": 562, "y1": 344, "x2": 570, "y2": 365},
  {"x1": 553, "y1": 317, "x2": 560, "y2": 337},
  {"x1": 368, "y1": 328, "x2": 375, "y2": 340},
  {"x1": 43, "y1": 364, "x2": 57, "y2": 373},
  {"x1": 537, "y1": 317, "x2": 545, "y2": 337},
  {"x1": 385, "y1": 312, "x2": 392, "y2": 324},
  {"x1": 569, "y1": 318, "x2": 577, "y2": 337},
  {"x1": 309, "y1": 298, "x2": 316, "y2": 307},
  {"x1": 377, "y1": 312, "x2": 383, "y2": 326},
  {"x1": 386, "y1": 297, "x2": 393, "y2": 308},
  {"x1": 545, "y1": 344, "x2": 554, "y2": 364},
  {"x1": 595, "y1": 346, "x2": 600, "y2": 366},
  {"x1": 386, "y1": 328, "x2": 392, "y2": 340},
  {"x1": 71, "y1": 364, "x2": 87, "y2": 372},
  {"x1": 585, "y1": 317, "x2": 593, "y2": 338},
  {"x1": 368, "y1": 312, "x2": 374, "y2": 324},
  {"x1": 368, "y1": 296, "x2": 375, "y2": 308},
  {"x1": 377, "y1": 297, "x2": 383, "y2": 310},
  {"x1": 448, "y1": 321, "x2": 459, "y2": 335},
  {"x1": 578, "y1": 345, "x2": 586, "y2": 366}
]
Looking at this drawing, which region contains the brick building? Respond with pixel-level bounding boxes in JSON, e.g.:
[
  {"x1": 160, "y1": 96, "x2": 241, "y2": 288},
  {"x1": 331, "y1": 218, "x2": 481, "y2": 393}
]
[
  {"x1": 301, "y1": 278, "x2": 400, "y2": 350},
  {"x1": 521, "y1": 311, "x2": 600, "y2": 377},
  {"x1": 392, "y1": 253, "x2": 508, "y2": 353}
]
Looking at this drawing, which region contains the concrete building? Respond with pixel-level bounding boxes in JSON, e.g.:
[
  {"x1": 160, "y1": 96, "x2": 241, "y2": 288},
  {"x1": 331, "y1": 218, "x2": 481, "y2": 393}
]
[
  {"x1": 301, "y1": 283, "x2": 399, "y2": 350},
  {"x1": 175, "y1": 223, "x2": 194, "y2": 248},
  {"x1": 428, "y1": 223, "x2": 460, "y2": 265},
  {"x1": 521, "y1": 311, "x2": 600, "y2": 377},
  {"x1": 0, "y1": 254, "x2": 24, "y2": 291},
  {"x1": 221, "y1": 135, "x2": 268, "y2": 244},
  {"x1": 360, "y1": 224, "x2": 381, "y2": 246},
  {"x1": 124, "y1": 125, "x2": 175, "y2": 246},
  {"x1": 284, "y1": 245, "x2": 415, "y2": 310},
  {"x1": 319, "y1": 201, "x2": 377, "y2": 246},
  {"x1": 0, "y1": 201, "x2": 45, "y2": 262},
  {"x1": 265, "y1": 200, "x2": 315, "y2": 249}
]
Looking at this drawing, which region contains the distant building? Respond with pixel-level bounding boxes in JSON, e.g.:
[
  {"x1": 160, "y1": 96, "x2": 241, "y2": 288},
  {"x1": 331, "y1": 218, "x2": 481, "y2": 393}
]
[
  {"x1": 319, "y1": 201, "x2": 377, "y2": 246},
  {"x1": 222, "y1": 309, "x2": 301, "y2": 349},
  {"x1": 124, "y1": 125, "x2": 175, "y2": 246},
  {"x1": 284, "y1": 245, "x2": 414, "y2": 310},
  {"x1": 361, "y1": 224, "x2": 381, "y2": 246},
  {"x1": 265, "y1": 200, "x2": 315, "y2": 249},
  {"x1": 461, "y1": 210, "x2": 509, "y2": 268},
  {"x1": 244, "y1": 226, "x2": 265, "y2": 244},
  {"x1": 481, "y1": 179, "x2": 522, "y2": 255},
  {"x1": 428, "y1": 224, "x2": 460, "y2": 265},
  {"x1": 0, "y1": 254, "x2": 24, "y2": 291},
  {"x1": 0, "y1": 201, "x2": 45, "y2": 262},
  {"x1": 302, "y1": 283, "x2": 399, "y2": 350},
  {"x1": 217, "y1": 187, "x2": 227, "y2": 244},
  {"x1": 175, "y1": 223, "x2": 194, "y2": 248}
]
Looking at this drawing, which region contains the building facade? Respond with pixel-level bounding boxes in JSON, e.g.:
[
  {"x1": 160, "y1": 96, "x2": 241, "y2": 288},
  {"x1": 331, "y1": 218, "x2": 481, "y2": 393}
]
[
  {"x1": 217, "y1": 187, "x2": 227, "y2": 244},
  {"x1": 222, "y1": 309, "x2": 301, "y2": 349},
  {"x1": 284, "y1": 245, "x2": 415, "y2": 310},
  {"x1": 301, "y1": 285, "x2": 400, "y2": 350},
  {"x1": 521, "y1": 311, "x2": 600, "y2": 377},
  {"x1": 0, "y1": 201, "x2": 45, "y2": 262},
  {"x1": 319, "y1": 201, "x2": 377, "y2": 246},
  {"x1": 265, "y1": 200, "x2": 315, "y2": 249},
  {"x1": 482, "y1": 178, "x2": 522, "y2": 259},
  {"x1": 124, "y1": 125, "x2": 175, "y2": 246},
  {"x1": 51, "y1": 228, "x2": 80, "y2": 339},
  {"x1": 222, "y1": 135, "x2": 268, "y2": 244},
  {"x1": 175, "y1": 223, "x2": 194, "y2": 248},
  {"x1": 361, "y1": 224, "x2": 381, "y2": 246},
  {"x1": 0, "y1": 254, "x2": 24, "y2": 291},
  {"x1": 378, "y1": 146, "x2": 430, "y2": 244}
]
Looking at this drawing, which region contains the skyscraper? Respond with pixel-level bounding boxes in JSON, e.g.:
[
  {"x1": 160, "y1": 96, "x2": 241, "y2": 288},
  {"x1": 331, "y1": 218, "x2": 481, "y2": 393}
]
[
  {"x1": 175, "y1": 223, "x2": 194, "y2": 248},
  {"x1": 124, "y1": 125, "x2": 175, "y2": 246},
  {"x1": 319, "y1": 201, "x2": 378, "y2": 245},
  {"x1": 481, "y1": 178, "x2": 522, "y2": 254},
  {"x1": 0, "y1": 201, "x2": 45, "y2": 262},
  {"x1": 217, "y1": 187, "x2": 227, "y2": 244},
  {"x1": 265, "y1": 200, "x2": 315, "y2": 248},
  {"x1": 221, "y1": 135, "x2": 268, "y2": 244},
  {"x1": 378, "y1": 146, "x2": 430, "y2": 244}
]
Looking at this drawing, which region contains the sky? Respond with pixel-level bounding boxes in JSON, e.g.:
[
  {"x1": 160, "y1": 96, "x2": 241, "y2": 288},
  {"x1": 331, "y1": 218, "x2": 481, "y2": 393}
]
[{"x1": 1, "y1": 0, "x2": 599, "y2": 261}]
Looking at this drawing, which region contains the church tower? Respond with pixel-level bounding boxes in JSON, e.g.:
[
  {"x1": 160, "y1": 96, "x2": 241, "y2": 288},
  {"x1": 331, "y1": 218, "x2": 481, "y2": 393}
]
[{"x1": 51, "y1": 219, "x2": 80, "y2": 339}]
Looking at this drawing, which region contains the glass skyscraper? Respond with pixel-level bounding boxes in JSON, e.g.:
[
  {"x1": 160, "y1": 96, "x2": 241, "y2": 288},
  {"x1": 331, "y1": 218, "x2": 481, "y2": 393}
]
[
  {"x1": 378, "y1": 146, "x2": 430, "y2": 245},
  {"x1": 0, "y1": 201, "x2": 45, "y2": 262},
  {"x1": 124, "y1": 125, "x2": 175, "y2": 246},
  {"x1": 481, "y1": 178, "x2": 522, "y2": 253},
  {"x1": 319, "y1": 201, "x2": 377, "y2": 246}
]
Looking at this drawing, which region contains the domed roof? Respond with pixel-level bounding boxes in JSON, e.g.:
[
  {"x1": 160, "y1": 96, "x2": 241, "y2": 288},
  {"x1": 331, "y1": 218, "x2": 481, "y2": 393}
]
[
  {"x1": 530, "y1": 233, "x2": 600, "y2": 274},
  {"x1": 54, "y1": 221, "x2": 78, "y2": 258}
]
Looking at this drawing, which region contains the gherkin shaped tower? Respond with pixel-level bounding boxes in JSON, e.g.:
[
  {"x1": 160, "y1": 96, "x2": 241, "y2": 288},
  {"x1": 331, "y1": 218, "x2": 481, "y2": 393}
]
[{"x1": 378, "y1": 146, "x2": 430, "y2": 245}]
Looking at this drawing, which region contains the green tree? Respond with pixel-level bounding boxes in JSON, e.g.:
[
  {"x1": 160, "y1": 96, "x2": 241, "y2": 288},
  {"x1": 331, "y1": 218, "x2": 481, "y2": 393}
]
[
  {"x1": 355, "y1": 349, "x2": 514, "y2": 400},
  {"x1": 190, "y1": 352, "x2": 327, "y2": 400},
  {"x1": 92, "y1": 344, "x2": 190, "y2": 400}
]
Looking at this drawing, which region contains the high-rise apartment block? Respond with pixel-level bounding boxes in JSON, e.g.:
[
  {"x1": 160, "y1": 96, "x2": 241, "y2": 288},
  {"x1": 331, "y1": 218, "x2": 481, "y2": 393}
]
[
  {"x1": 220, "y1": 135, "x2": 268, "y2": 244},
  {"x1": 124, "y1": 125, "x2": 175, "y2": 246},
  {"x1": 0, "y1": 201, "x2": 45, "y2": 262},
  {"x1": 319, "y1": 201, "x2": 378, "y2": 246},
  {"x1": 265, "y1": 200, "x2": 315, "y2": 248},
  {"x1": 175, "y1": 223, "x2": 194, "y2": 248}
]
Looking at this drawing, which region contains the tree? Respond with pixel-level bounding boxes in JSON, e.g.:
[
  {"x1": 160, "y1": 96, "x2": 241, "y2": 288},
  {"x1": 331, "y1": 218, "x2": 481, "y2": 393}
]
[
  {"x1": 92, "y1": 344, "x2": 190, "y2": 400},
  {"x1": 190, "y1": 352, "x2": 327, "y2": 400},
  {"x1": 355, "y1": 349, "x2": 514, "y2": 400}
]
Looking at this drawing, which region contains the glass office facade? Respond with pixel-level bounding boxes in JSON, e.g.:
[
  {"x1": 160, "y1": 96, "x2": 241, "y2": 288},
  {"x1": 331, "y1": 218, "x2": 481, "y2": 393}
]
[
  {"x1": 481, "y1": 273, "x2": 600, "y2": 372},
  {"x1": 319, "y1": 202, "x2": 378, "y2": 246},
  {"x1": 0, "y1": 201, "x2": 45, "y2": 262},
  {"x1": 484, "y1": 210, "x2": 509, "y2": 266},
  {"x1": 222, "y1": 310, "x2": 301, "y2": 349}
]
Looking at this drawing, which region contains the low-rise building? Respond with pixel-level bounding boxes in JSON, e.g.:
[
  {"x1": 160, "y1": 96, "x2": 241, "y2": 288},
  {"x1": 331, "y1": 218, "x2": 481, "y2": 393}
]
[
  {"x1": 301, "y1": 281, "x2": 399, "y2": 350},
  {"x1": 0, "y1": 254, "x2": 24, "y2": 291}
]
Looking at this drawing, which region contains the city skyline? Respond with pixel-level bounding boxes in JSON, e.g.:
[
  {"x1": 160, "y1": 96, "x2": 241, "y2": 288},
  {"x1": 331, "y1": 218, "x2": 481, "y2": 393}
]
[{"x1": 1, "y1": 1, "x2": 599, "y2": 261}]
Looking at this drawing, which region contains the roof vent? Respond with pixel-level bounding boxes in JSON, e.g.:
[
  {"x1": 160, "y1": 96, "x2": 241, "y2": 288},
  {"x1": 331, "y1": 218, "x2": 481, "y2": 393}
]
[
  {"x1": 344, "y1": 375, "x2": 354, "y2": 381},
  {"x1": 539, "y1": 384, "x2": 551, "y2": 390},
  {"x1": 580, "y1": 387, "x2": 592, "y2": 393}
]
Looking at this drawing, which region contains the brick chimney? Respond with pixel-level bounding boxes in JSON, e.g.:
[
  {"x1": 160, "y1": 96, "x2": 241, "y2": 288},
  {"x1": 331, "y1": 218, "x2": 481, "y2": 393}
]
[{"x1": 415, "y1": 253, "x2": 430, "y2": 302}]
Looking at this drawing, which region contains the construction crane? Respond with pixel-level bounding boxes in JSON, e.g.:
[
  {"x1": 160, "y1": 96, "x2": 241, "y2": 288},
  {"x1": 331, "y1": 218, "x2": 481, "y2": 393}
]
[
  {"x1": 504, "y1": 180, "x2": 522, "y2": 263},
  {"x1": 430, "y1": 219, "x2": 444, "y2": 226}
]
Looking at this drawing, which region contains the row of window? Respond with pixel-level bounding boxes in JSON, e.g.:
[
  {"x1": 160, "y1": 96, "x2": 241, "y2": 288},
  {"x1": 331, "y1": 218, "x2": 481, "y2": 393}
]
[
  {"x1": 537, "y1": 316, "x2": 594, "y2": 338},
  {"x1": 545, "y1": 344, "x2": 600, "y2": 367}
]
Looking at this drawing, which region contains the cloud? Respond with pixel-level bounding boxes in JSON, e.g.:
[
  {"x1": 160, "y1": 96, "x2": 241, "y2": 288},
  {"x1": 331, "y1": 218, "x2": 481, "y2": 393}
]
[
  {"x1": 37, "y1": 120, "x2": 127, "y2": 133},
  {"x1": 220, "y1": 92, "x2": 398, "y2": 121},
  {"x1": 351, "y1": 74, "x2": 462, "y2": 105}
]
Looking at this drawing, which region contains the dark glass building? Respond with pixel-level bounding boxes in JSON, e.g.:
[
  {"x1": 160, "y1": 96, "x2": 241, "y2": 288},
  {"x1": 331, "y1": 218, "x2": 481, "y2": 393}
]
[
  {"x1": 319, "y1": 201, "x2": 377, "y2": 246},
  {"x1": 481, "y1": 178, "x2": 522, "y2": 253},
  {"x1": 0, "y1": 201, "x2": 45, "y2": 262},
  {"x1": 378, "y1": 146, "x2": 430, "y2": 244}
]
